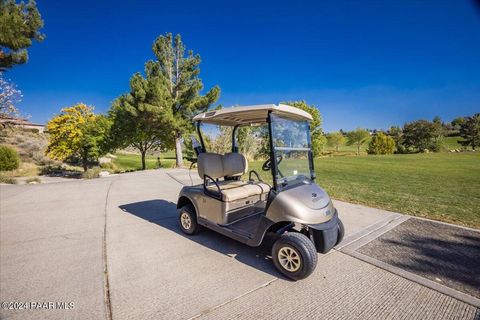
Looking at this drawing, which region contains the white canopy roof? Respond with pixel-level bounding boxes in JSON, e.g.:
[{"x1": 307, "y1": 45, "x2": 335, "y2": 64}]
[{"x1": 192, "y1": 104, "x2": 312, "y2": 126}]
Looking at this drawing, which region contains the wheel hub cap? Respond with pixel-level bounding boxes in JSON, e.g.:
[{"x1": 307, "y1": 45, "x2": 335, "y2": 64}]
[
  {"x1": 181, "y1": 213, "x2": 191, "y2": 229},
  {"x1": 278, "y1": 246, "x2": 301, "y2": 272}
]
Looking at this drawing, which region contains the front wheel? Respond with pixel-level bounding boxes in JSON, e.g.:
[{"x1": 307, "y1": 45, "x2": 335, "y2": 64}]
[
  {"x1": 178, "y1": 204, "x2": 201, "y2": 235},
  {"x1": 272, "y1": 232, "x2": 318, "y2": 280}
]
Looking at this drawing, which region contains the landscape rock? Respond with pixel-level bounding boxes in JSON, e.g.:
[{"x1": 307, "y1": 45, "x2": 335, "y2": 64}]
[{"x1": 99, "y1": 171, "x2": 110, "y2": 177}]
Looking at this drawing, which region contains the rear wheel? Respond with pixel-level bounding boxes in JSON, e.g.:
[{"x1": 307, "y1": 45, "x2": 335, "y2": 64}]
[
  {"x1": 178, "y1": 204, "x2": 200, "y2": 235},
  {"x1": 272, "y1": 232, "x2": 317, "y2": 280}
]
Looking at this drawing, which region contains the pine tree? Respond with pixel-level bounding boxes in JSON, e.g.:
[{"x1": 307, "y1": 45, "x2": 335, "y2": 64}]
[
  {"x1": 109, "y1": 72, "x2": 171, "y2": 170},
  {"x1": 458, "y1": 113, "x2": 480, "y2": 151},
  {"x1": 0, "y1": 0, "x2": 45, "y2": 70},
  {"x1": 146, "y1": 33, "x2": 220, "y2": 167}
]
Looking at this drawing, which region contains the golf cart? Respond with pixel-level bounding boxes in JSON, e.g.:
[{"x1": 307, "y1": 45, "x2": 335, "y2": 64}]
[{"x1": 176, "y1": 104, "x2": 344, "y2": 280}]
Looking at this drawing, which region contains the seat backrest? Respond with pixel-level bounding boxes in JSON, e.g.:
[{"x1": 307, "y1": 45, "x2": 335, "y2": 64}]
[
  {"x1": 197, "y1": 153, "x2": 224, "y2": 179},
  {"x1": 223, "y1": 152, "x2": 248, "y2": 177},
  {"x1": 197, "y1": 152, "x2": 248, "y2": 179}
]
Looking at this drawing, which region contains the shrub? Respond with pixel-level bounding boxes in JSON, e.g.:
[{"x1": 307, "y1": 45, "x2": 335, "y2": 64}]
[
  {"x1": 0, "y1": 145, "x2": 20, "y2": 171},
  {"x1": 99, "y1": 161, "x2": 119, "y2": 172},
  {"x1": 0, "y1": 174, "x2": 17, "y2": 184},
  {"x1": 367, "y1": 133, "x2": 396, "y2": 155},
  {"x1": 402, "y1": 120, "x2": 443, "y2": 152},
  {"x1": 26, "y1": 177, "x2": 41, "y2": 184},
  {"x1": 39, "y1": 165, "x2": 82, "y2": 178},
  {"x1": 82, "y1": 167, "x2": 101, "y2": 179}
]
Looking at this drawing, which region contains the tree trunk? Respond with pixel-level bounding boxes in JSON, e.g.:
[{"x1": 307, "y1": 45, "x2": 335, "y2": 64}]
[
  {"x1": 141, "y1": 151, "x2": 146, "y2": 170},
  {"x1": 357, "y1": 144, "x2": 360, "y2": 156},
  {"x1": 82, "y1": 154, "x2": 88, "y2": 172},
  {"x1": 175, "y1": 132, "x2": 184, "y2": 168}
]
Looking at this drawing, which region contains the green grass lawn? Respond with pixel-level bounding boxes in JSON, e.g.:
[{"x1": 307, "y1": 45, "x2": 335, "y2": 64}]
[
  {"x1": 112, "y1": 150, "x2": 190, "y2": 171},
  {"x1": 323, "y1": 135, "x2": 469, "y2": 155},
  {"x1": 249, "y1": 153, "x2": 480, "y2": 228},
  {"x1": 442, "y1": 136, "x2": 471, "y2": 151}
]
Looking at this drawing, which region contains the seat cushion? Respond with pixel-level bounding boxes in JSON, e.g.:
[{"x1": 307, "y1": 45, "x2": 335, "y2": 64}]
[{"x1": 208, "y1": 180, "x2": 271, "y2": 201}]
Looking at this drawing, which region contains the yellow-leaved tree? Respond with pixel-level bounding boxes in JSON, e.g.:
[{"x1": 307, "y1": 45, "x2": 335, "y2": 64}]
[{"x1": 46, "y1": 103, "x2": 111, "y2": 171}]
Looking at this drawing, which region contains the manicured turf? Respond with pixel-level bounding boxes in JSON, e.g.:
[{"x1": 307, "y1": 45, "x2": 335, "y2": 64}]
[
  {"x1": 442, "y1": 136, "x2": 471, "y2": 151},
  {"x1": 112, "y1": 150, "x2": 190, "y2": 171},
  {"x1": 249, "y1": 153, "x2": 480, "y2": 228},
  {"x1": 323, "y1": 135, "x2": 468, "y2": 154},
  {"x1": 113, "y1": 152, "x2": 176, "y2": 170}
]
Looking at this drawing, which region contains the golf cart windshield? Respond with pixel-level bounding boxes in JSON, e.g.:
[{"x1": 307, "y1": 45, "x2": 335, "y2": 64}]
[{"x1": 270, "y1": 114, "x2": 314, "y2": 189}]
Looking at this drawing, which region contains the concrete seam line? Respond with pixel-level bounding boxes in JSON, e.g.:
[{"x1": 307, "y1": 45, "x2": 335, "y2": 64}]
[
  {"x1": 166, "y1": 172, "x2": 187, "y2": 186},
  {"x1": 335, "y1": 214, "x2": 406, "y2": 250},
  {"x1": 187, "y1": 278, "x2": 278, "y2": 320},
  {"x1": 103, "y1": 181, "x2": 114, "y2": 320},
  {"x1": 342, "y1": 215, "x2": 411, "y2": 252},
  {"x1": 341, "y1": 250, "x2": 480, "y2": 308},
  {"x1": 336, "y1": 213, "x2": 402, "y2": 247},
  {"x1": 411, "y1": 216, "x2": 480, "y2": 233}
]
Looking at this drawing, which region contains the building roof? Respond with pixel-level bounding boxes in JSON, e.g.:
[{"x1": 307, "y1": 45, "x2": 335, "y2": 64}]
[
  {"x1": 192, "y1": 104, "x2": 312, "y2": 126},
  {"x1": 0, "y1": 117, "x2": 44, "y2": 127}
]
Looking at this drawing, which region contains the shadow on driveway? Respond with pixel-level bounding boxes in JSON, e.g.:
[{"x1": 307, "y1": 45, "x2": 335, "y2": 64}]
[
  {"x1": 119, "y1": 199, "x2": 280, "y2": 278},
  {"x1": 359, "y1": 218, "x2": 480, "y2": 298}
]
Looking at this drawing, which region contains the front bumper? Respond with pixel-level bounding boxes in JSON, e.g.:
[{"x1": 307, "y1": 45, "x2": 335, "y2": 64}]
[{"x1": 308, "y1": 210, "x2": 342, "y2": 253}]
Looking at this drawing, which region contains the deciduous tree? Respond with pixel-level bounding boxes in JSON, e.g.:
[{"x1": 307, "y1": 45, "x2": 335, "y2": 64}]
[
  {"x1": 347, "y1": 128, "x2": 370, "y2": 155},
  {"x1": 367, "y1": 132, "x2": 396, "y2": 155},
  {"x1": 326, "y1": 131, "x2": 346, "y2": 152},
  {"x1": 0, "y1": 72, "x2": 21, "y2": 118},
  {"x1": 388, "y1": 126, "x2": 405, "y2": 153},
  {"x1": 46, "y1": 103, "x2": 111, "y2": 171},
  {"x1": 0, "y1": 0, "x2": 45, "y2": 70},
  {"x1": 282, "y1": 101, "x2": 326, "y2": 157}
]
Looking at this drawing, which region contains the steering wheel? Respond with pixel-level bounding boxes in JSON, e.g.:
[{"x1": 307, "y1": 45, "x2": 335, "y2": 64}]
[{"x1": 262, "y1": 155, "x2": 283, "y2": 171}]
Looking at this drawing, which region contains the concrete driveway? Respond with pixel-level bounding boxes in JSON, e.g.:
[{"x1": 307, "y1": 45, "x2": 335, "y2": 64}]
[{"x1": 1, "y1": 169, "x2": 479, "y2": 319}]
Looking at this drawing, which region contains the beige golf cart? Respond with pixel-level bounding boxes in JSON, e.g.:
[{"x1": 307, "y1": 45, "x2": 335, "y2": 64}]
[{"x1": 176, "y1": 104, "x2": 344, "y2": 280}]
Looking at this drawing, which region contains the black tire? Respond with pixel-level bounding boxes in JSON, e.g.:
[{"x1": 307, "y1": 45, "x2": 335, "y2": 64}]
[
  {"x1": 336, "y1": 219, "x2": 345, "y2": 246},
  {"x1": 178, "y1": 204, "x2": 201, "y2": 235},
  {"x1": 272, "y1": 232, "x2": 318, "y2": 280}
]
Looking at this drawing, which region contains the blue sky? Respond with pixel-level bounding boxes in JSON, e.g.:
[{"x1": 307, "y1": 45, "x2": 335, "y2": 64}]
[{"x1": 7, "y1": 0, "x2": 480, "y2": 132}]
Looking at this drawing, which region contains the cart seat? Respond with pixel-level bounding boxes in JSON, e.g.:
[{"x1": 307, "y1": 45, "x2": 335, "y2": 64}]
[
  {"x1": 198, "y1": 152, "x2": 270, "y2": 202},
  {"x1": 210, "y1": 180, "x2": 270, "y2": 201}
]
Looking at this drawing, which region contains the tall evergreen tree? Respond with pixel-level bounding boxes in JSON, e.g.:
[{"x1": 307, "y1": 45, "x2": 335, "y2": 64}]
[
  {"x1": 0, "y1": 0, "x2": 45, "y2": 70},
  {"x1": 146, "y1": 33, "x2": 220, "y2": 167},
  {"x1": 109, "y1": 72, "x2": 171, "y2": 170},
  {"x1": 403, "y1": 120, "x2": 443, "y2": 152},
  {"x1": 458, "y1": 113, "x2": 480, "y2": 151}
]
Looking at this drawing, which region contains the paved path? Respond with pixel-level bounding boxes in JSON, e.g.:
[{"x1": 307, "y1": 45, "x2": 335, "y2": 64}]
[{"x1": 1, "y1": 169, "x2": 478, "y2": 319}]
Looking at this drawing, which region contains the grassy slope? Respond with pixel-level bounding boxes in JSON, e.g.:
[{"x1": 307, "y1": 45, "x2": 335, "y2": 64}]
[
  {"x1": 249, "y1": 153, "x2": 480, "y2": 228},
  {"x1": 323, "y1": 135, "x2": 470, "y2": 154},
  {"x1": 442, "y1": 136, "x2": 471, "y2": 151}
]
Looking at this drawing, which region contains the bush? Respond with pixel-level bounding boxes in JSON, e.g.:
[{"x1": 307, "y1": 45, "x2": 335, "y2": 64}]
[
  {"x1": 99, "y1": 161, "x2": 121, "y2": 173},
  {"x1": 402, "y1": 120, "x2": 443, "y2": 152},
  {"x1": 0, "y1": 174, "x2": 17, "y2": 184},
  {"x1": 39, "y1": 165, "x2": 82, "y2": 178},
  {"x1": 82, "y1": 167, "x2": 101, "y2": 179},
  {"x1": 26, "y1": 177, "x2": 41, "y2": 184},
  {"x1": 0, "y1": 145, "x2": 20, "y2": 171},
  {"x1": 367, "y1": 133, "x2": 396, "y2": 155}
]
